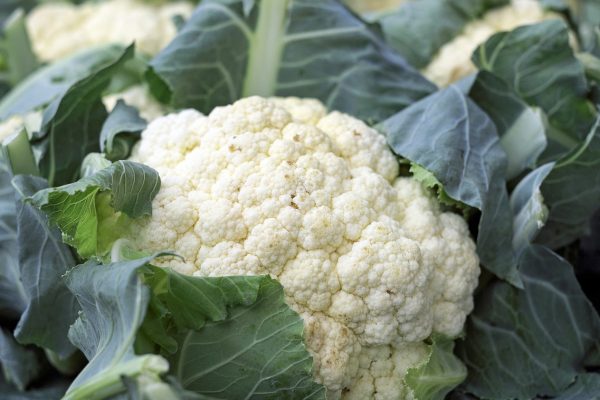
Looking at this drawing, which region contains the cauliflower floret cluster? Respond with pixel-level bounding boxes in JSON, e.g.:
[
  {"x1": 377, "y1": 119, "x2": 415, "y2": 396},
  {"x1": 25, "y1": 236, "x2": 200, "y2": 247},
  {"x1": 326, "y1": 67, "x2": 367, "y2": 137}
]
[
  {"x1": 423, "y1": 0, "x2": 558, "y2": 86},
  {"x1": 26, "y1": 0, "x2": 194, "y2": 61},
  {"x1": 127, "y1": 96, "x2": 480, "y2": 398}
]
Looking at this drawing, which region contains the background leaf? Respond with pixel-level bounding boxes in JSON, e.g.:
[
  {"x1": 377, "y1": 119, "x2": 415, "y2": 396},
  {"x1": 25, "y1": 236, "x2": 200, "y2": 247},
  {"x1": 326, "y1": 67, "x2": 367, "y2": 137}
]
[
  {"x1": 0, "y1": 328, "x2": 46, "y2": 391},
  {"x1": 0, "y1": 45, "x2": 128, "y2": 120},
  {"x1": 0, "y1": 152, "x2": 26, "y2": 320},
  {"x1": 457, "y1": 245, "x2": 600, "y2": 399},
  {"x1": 472, "y1": 20, "x2": 596, "y2": 157},
  {"x1": 33, "y1": 45, "x2": 134, "y2": 186},
  {"x1": 148, "y1": 0, "x2": 435, "y2": 123},
  {"x1": 12, "y1": 175, "x2": 79, "y2": 358},
  {"x1": 376, "y1": 0, "x2": 508, "y2": 69}
]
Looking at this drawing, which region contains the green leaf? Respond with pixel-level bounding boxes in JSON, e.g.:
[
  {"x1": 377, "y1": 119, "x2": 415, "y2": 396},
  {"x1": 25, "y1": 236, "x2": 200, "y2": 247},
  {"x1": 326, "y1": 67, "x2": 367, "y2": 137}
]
[
  {"x1": 537, "y1": 115, "x2": 600, "y2": 248},
  {"x1": 376, "y1": 0, "x2": 508, "y2": 69},
  {"x1": 11, "y1": 175, "x2": 79, "y2": 358},
  {"x1": 379, "y1": 85, "x2": 520, "y2": 287},
  {"x1": 462, "y1": 72, "x2": 547, "y2": 180},
  {"x1": 99, "y1": 100, "x2": 147, "y2": 161},
  {"x1": 3, "y1": 128, "x2": 38, "y2": 176},
  {"x1": 63, "y1": 255, "x2": 169, "y2": 400},
  {"x1": 0, "y1": 373, "x2": 70, "y2": 400},
  {"x1": 0, "y1": 44, "x2": 128, "y2": 120},
  {"x1": 409, "y1": 163, "x2": 471, "y2": 215},
  {"x1": 148, "y1": 0, "x2": 435, "y2": 123},
  {"x1": 472, "y1": 20, "x2": 597, "y2": 157},
  {"x1": 457, "y1": 245, "x2": 600, "y2": 399},
  {"x1": 553, "y1": 374, "x2": 600, "y2": 400},
  {"x1": 404, "y1": 335, "x2": 467, "y2": 400},
  {"x1": 140, "y1": 266, "x2": 326, "y2": 399},
  {"x1": 29, "y1": 160, "x2": 160, "y2": 258},
  {"x1": 0, "y1": 152, "x2": 26, "y2": 320},
  {"x1": 509, "y1": 163, "x2": 554, "y2": 256},
  {"x1": 0, "y1": 328, "x2": 46, "y2": 391},
  {"x1": 33, "y1": 44, "x2": 135, "y2": 186},
  {"x1": 554, "y1": 0, "x2": 600, "y2": 56}
]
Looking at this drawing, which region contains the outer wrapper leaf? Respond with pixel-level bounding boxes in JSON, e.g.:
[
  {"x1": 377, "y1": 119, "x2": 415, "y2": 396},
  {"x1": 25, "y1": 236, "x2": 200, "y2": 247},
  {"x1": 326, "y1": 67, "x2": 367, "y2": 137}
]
[
  {"x1": 404, "y1": 336, "x2": 467, "y2": 400},
  {"x1": 63, "y1": 255, "x2": 169, "y2": 400},
  {"x1": 140, "y1": 266, "x2": 326, "y2": 399},
  {"x1": 30, "y1": 160, "x2": 160, "y2": 258}
]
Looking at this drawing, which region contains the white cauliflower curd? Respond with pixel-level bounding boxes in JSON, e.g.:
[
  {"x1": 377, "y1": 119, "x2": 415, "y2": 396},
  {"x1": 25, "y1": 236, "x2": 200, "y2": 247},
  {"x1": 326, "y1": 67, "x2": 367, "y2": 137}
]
[
  {"x1": 127, "y1": 96, "x2": 480, "y2": 399},
  {"x1": 423, "y1": 0, "x2": 558, "y2": 86},
  {"x1": 26, "y1": 0, "x2": 194, "y2": 62}
]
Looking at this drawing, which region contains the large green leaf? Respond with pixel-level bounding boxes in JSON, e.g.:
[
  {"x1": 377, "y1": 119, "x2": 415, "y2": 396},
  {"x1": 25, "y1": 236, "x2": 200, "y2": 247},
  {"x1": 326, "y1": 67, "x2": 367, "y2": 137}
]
[
  {"x1": 11, "y1": 175, "x2": 78, "y2": 358},
  {"x1": 63, "y1": 256, "x2": 169, "y2": 400},
  {"x1": 537, "y1": 116, "x2": 600, "y2": 248},
  {"x1": 33, "y1": 45, "x2": 134, "y2": 186},
  {"x1": 0, "y1": 374, "x2": 70, "y2": 400},
  {"x1": 30, "y1": 160, "x2": 160, "y2": 258},
  {"x1": 0, "y1": 45, "x2": 127, "y2": 120},
  {"x1": 0, "y1": 152, "x2": 26, "y2": 320},
  {"x1": 0, "y1": 328, "x2": 46, "y2": 391},
  {"x1": 509, "y1": 163, "x2": 554, "y2": 256},
  {"x1": 462, "y1": 72, "x2": 547, "y2": 180},
  {"x1": 472, "y1": 20, "x2": 596, "y2": 156},
  {"x1": 379, "y1": 85, "x2": 520, "y2": 287},
  {"x1": 457, "y1": 245, "x2": 600, "y2": 399},
  {"x1": 140, "y1": 266, "x2": 326, "y2": 399},
  {"x1": 148, "y1": 0, "x2": 435, "y2": 123},
  {"x1": 404, "y1": 335, "x2": 467, "y2": 400},
  {"x1": 376, "y1": 0, "x2": 508, "y2": 69}
]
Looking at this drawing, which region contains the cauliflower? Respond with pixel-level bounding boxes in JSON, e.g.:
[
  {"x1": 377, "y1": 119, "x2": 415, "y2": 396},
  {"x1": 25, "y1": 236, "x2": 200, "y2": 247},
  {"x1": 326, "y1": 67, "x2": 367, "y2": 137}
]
[
  {"x1": 103, "y1": 85, "x2": 167, "y2": 121},
  {"x1": 344, "y1": 0, "x2": 406, "y2": 15},
  {"x1": 26, "y1": 0, "x2": 194, "y2": 61},
  {"x1": 422, "y1": 0, "x2": 558, "y2": 86},
  {"x1": 126, "y1": 96, "x2": 480, "y2": 398}
]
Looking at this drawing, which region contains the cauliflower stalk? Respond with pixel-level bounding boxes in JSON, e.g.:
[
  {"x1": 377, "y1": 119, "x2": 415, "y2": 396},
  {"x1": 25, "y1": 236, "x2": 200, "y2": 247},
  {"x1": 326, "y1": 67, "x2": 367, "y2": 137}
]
[
  {"x1": 26, "y1": 0, "x2": 194, "y2": 62},
  {"x1": 125, "y1": 96, "x2": 480, "y2": 398},
  {"x1": 423, "y1": 0, "x2": 558, "y2": 86}
]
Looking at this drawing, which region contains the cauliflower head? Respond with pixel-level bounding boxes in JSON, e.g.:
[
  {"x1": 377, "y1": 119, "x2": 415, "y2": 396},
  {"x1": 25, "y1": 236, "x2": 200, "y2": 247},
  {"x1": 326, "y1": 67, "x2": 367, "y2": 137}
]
[
  {"x1": 26, "y1": 0, "x2": 194, "y2": 61},
  {"x1": 422, "y1": 0, "x2": 558, "y2": 87},
  {"x1": 126, "y1": 96, "x2": 480, "y2": 398}
]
